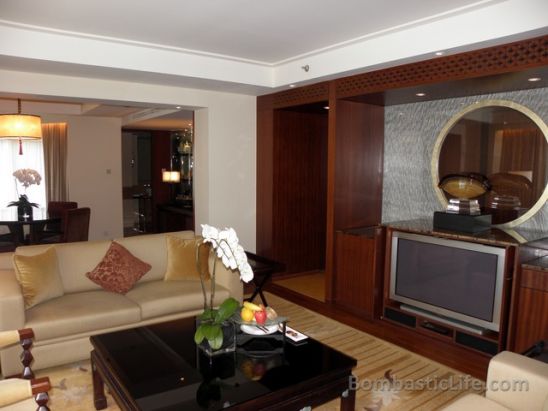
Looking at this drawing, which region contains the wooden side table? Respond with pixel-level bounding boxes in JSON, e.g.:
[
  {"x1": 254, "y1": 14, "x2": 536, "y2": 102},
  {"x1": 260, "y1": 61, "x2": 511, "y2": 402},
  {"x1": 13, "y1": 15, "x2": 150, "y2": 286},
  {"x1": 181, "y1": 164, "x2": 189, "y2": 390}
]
[{"x1": 244, "y1": 252, "x2": 284, "y2": 306}]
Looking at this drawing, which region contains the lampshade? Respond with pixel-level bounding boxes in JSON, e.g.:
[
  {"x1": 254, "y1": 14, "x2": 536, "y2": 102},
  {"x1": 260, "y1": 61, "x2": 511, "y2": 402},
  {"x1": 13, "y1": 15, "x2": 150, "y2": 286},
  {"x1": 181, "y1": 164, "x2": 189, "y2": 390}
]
[
  {"x1": 0, "y1": 99, "x2": 43, "y2": 146},
  {"x1": 0, "y1": 114, "x2": 42, "y2": 139},
  {"x1": 162, "y1": 170, "x2": 181, "y2": 183}
]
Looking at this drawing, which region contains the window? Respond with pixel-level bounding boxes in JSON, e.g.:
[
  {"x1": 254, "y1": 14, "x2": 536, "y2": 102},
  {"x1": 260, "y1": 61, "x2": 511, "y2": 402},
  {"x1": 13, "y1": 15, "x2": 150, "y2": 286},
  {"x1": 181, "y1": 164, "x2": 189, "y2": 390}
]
[{"x1": 0, "y1": 139, "x2": 47, "y2": 222}]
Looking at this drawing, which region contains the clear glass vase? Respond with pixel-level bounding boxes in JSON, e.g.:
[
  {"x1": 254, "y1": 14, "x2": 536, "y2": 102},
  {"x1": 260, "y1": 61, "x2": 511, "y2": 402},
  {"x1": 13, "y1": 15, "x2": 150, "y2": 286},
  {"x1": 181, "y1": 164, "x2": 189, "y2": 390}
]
[{"x1": 196, "y1": 319, "x2": 236, "y2": 356}]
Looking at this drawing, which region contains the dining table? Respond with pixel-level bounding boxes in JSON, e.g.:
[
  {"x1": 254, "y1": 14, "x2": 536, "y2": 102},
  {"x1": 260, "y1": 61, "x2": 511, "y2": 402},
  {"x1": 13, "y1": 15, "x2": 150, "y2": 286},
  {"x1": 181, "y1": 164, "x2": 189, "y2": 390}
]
[{"x1": 0, "y1": 208, "x2": 60, "y2": 247}]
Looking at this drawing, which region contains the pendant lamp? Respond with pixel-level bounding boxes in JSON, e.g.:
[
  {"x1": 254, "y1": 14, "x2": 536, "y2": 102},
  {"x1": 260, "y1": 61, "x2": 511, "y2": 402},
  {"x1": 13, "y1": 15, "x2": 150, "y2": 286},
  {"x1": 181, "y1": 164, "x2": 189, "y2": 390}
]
[{"x1": 0, "y1": 99, "x2": 42, "y2": 154}]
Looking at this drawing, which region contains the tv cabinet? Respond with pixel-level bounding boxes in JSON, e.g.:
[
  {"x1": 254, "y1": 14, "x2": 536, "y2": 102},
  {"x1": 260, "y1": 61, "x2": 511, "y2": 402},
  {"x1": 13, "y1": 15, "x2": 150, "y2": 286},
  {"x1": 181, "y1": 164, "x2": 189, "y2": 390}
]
[
  {"x1": 509, "y1": 238, "x2": 548, "y2": 352},
  {"x1": 382, "y1": 220, "x2": 529, "y2": 358},
  {"x1": 333, "y1": 226, "x2": 385, "y2": 319}
]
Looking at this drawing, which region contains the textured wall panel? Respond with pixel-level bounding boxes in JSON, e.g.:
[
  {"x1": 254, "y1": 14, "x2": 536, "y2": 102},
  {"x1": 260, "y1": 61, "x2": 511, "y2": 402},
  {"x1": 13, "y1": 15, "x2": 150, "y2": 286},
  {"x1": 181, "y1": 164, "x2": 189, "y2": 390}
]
[{"x1": 382, "y1": 87, "x2": 548, "y2": 232}]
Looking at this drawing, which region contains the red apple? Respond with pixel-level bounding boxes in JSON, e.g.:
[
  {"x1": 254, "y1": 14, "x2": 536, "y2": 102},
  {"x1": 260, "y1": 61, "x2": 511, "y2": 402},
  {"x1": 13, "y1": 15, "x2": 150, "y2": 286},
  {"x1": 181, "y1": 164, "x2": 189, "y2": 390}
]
[{"x1": 254, "y1": 309, "x2": 267, "y2": 325}]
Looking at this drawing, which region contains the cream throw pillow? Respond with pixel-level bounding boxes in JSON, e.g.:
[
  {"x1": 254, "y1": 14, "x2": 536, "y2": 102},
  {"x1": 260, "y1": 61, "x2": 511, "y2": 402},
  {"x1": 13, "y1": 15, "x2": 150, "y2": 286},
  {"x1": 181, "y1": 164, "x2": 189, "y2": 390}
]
[
  {"x1": 13, "y1": 247, "x2": 64, "y2": 309},
  {"x1": 164, "y1": 236, "x2": 210, "y2": 281}
]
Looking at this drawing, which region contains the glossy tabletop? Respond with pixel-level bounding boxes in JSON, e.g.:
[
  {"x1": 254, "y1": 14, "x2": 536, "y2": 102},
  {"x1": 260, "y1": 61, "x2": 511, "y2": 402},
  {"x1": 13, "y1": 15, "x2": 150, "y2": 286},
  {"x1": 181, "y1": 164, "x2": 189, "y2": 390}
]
[
  {"x1": 0, "y1": 208, "x2": 60, "y2": 245},
  {"x1": 90, "y1": 317, "x2": 357, "y2": 411}
]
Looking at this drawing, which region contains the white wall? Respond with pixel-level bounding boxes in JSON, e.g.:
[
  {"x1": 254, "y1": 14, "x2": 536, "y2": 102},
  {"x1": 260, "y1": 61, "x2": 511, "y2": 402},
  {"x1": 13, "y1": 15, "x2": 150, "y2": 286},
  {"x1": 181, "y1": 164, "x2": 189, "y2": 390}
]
[
  {"x1": 42, "y1": 114, "x2": 124, "y2": 241},
  {"x1": 0, "y1": 69, "x2": 257, "y2": 250}
]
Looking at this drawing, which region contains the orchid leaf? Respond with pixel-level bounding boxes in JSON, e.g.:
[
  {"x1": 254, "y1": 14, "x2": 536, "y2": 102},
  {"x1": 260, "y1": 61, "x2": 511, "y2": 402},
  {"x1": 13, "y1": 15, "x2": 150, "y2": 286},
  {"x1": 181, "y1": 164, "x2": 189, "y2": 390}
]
[
  {"x1": 198, "y1": 308, "x2": 216, "y2": 321},
  {"x1": 194, "y1": 326, "x2": 205, "y2": 344},
  {"x1": 215, "y1": 297, "x2": 239, "y2": 323},
  {"x1": 208, "y1": 327, "x2": 223, "y2": 350}
]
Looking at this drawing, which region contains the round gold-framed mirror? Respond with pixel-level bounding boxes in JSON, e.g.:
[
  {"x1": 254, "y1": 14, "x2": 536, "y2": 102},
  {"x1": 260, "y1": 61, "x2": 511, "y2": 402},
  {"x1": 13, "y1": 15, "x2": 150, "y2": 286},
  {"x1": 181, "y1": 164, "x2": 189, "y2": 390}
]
[{"x1": 432, "y1": 100, "x2": 548, "y2": 228}]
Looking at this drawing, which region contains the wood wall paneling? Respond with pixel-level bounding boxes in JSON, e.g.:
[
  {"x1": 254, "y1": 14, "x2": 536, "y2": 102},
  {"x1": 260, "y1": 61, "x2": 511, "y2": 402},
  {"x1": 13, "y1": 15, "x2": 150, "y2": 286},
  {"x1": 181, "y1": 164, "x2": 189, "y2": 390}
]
[
  {"x1": 334, "y1": 100, "x2": 384, "y2": 230},
  {"x1": 271, "y1": 82, "x2": 330, "y2": 109},
  {"x1": 335, "y1": 35, "x2": 548, "y2": 99},
  {"x1": 512, "y1": 268, "x2": 548, "y2": 352},
  {"x1": 256, "y1": 96, "x2": 275, "y2": 256},
  {"x1": 256, "y1": 34, "x2": 548, "y2": 378},
  {"x1": 271, "y1": 108, "x2": 328, "y2": 274},
  {"x1": 324, "y1": 82, "x2": 338, "y2": 302},
  {"x1": 334, "y1": 232, "x2": 376, "y2": 317}
]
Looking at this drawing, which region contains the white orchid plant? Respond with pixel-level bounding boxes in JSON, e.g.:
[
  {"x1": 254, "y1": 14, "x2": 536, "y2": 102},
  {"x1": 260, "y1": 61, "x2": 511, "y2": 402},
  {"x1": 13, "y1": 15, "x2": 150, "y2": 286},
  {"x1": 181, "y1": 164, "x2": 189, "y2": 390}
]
[
  {"x1": 194, "y1": 224, "x2": 253, "y2": 351},
  {"x1": 8, "y1": 169, "x2": 42, "y2": 209},
  {"x1": 13, "y1": 168, "x2": 42, "y2": 189}
]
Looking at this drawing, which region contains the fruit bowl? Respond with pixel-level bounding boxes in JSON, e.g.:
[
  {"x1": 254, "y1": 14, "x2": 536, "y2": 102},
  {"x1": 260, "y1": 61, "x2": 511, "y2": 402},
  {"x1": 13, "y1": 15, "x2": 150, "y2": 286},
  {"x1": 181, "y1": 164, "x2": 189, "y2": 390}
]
[
  {"x1": 240, "y1": 323, "x2": 278, "y2": 335},
  {"x1": 235, "y1": 301, "x2": 286, "y2": 327},
  {"x1": 231, "y1": 314, "x2": 288, "y2": 327}
]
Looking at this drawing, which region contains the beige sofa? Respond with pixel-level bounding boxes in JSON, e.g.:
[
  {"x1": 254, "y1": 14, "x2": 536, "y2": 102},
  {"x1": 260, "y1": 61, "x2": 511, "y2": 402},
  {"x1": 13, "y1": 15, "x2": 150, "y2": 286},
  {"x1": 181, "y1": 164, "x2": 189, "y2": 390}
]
[
  {"x1": 0, "y1": 231, "x2": 243, "y2": 377},
  {"x1": 442, "y1": 351, "x2": 548, "y2": 411}
]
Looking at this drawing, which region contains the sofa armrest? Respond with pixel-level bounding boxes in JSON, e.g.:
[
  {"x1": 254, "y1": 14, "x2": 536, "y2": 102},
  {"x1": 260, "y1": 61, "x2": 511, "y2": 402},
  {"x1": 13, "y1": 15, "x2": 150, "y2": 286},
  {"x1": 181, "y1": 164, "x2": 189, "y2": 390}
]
[
  {"x1": 0, "y1": 269, "x2": 25, "y2": 331},
  {"x1": 213, "y1": 263, "x2": 243, "y2": 303},
  {"x1": 486, "y1": 351, "x2": 548, "y2": 410}
]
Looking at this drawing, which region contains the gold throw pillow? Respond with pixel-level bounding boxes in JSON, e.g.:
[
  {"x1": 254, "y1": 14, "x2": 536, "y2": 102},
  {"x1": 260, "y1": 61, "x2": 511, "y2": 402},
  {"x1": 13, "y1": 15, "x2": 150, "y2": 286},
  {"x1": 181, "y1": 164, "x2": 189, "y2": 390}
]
[
  {"x1": 13, "y1": 247, "x2": 64, "y2": 309},
  {"x1": 164, "y1": 236, "x2": 210, "y2": 281}
]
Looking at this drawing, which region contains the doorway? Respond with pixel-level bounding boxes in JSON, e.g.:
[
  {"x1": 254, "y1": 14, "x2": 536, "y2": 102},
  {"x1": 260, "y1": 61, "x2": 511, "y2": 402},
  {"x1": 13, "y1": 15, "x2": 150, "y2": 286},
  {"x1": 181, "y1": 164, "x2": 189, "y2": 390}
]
[
  {"x1": 269, "y1": 102, "x2": 329, "y2": 301},
  {"x1": 121, "y1": 131, "x2": 153, "y2": 236}
]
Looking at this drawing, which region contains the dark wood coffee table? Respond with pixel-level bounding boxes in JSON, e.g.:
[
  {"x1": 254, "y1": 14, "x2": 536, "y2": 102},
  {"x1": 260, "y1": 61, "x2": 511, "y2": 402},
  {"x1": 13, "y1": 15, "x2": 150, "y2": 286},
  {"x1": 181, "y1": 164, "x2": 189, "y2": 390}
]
[{"x1": 90, "y1": 317, "x2": 357, "y2": 410}]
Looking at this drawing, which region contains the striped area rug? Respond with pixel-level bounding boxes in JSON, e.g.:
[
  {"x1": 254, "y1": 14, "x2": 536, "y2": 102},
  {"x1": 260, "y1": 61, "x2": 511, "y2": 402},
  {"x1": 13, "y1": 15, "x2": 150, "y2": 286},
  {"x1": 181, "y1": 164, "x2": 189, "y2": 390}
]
[
  {"x1": 37, "y1": 293, "x2": 484, "y2": 410},
  {"x1": 266, "y1": 293, "x2": 485, "y2": 410}
]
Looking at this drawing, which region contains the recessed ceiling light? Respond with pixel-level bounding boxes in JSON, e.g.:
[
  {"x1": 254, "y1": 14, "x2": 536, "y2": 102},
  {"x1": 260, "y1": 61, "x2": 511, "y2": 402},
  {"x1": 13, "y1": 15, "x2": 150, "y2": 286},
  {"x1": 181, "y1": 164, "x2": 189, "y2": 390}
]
[
  {"x1": 435, "y1": 51, "x2": 444, "y2": 56},
  {"x1": 528, "y1": 77, "x2": 541, "y2": 82},
  {"x1": 416, "y1": 92, "x2": 426, "y2": 97},
  {"x1": 289, "y1": 84, "x2": 296, "y2": 88}
]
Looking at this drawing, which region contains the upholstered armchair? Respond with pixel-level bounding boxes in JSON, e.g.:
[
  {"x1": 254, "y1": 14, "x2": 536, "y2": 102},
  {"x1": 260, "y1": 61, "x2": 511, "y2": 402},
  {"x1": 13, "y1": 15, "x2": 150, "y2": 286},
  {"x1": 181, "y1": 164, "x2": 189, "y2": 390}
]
[
  {"x1": 0, "y1": 329, "x2": 51, "y2": 411},
  {"x1": 442, "y1": 351, "x2": 548, "y2": 411}
]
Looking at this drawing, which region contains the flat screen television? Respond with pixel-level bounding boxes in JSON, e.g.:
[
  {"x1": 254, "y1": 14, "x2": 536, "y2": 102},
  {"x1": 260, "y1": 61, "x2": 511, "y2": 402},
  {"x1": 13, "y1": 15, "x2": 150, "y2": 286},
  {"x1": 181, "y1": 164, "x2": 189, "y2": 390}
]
[{"x1": 389, "y1": 231, "x2": 506, "y2": 333}]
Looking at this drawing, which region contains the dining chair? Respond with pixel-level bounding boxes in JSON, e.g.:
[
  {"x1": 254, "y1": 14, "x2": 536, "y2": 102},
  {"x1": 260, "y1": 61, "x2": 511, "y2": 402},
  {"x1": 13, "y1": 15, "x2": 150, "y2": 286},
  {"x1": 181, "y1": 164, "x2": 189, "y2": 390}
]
[
  {"x1": 40, "y1": 207, "x2": 90, "y2": 244},
  {"x1": 62, "y1": 207, "x2": 90, "y2": 242},
  {"x1": 45, "y1": 201, "x2": 78, "y2": 234},
  {"x1": 0, "y1": 329, "x2": 51, "y2": 410}
]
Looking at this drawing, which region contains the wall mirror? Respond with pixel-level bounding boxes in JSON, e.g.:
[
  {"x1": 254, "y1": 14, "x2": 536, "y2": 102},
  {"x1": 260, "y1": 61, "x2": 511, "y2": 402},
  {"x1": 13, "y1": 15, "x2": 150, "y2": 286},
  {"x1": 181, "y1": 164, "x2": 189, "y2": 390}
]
[{"x1": 432, "y1": 100, "x2": 548, "y2": 227}]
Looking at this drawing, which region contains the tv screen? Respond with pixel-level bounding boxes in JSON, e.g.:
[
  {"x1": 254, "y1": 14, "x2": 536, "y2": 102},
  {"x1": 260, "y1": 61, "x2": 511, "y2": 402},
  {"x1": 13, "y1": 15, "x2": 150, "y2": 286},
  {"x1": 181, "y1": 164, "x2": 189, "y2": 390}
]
[{"x1": 390, "y1": 232, "x2": 506, "y2": 331}]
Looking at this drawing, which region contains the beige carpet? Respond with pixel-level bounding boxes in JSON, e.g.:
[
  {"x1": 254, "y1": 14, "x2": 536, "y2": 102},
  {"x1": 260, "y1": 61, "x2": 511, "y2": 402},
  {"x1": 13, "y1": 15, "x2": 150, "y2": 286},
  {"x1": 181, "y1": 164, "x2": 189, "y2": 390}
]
[{"x1": 35, "y1": 293, "x2": 484, "y2": 410}]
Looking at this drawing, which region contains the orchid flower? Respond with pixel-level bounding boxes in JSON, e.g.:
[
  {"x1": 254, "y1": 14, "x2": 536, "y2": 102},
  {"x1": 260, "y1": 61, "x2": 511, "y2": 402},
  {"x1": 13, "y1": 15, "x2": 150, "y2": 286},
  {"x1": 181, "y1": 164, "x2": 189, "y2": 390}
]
[{"x1": 201, "y1": 224, "x2": 253, "y2": 283}]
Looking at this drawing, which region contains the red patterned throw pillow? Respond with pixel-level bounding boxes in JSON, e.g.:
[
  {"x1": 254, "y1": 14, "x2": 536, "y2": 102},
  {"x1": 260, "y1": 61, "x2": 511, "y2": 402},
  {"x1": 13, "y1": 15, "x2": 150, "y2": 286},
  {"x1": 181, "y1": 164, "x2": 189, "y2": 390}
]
[{"x1": 86, "y1": 242, "x2": 151, "y2": 294}]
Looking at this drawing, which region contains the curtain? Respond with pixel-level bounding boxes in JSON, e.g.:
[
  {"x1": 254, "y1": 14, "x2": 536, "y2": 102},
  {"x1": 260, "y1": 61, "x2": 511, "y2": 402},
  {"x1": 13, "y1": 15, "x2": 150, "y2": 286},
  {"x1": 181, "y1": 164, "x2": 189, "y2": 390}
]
[
  {"x1": 42, "y1": 123, "x2": 68, "y2": 202},
  {"x1": 0, "y1": 139, "x2": 47, "y2": 233}
]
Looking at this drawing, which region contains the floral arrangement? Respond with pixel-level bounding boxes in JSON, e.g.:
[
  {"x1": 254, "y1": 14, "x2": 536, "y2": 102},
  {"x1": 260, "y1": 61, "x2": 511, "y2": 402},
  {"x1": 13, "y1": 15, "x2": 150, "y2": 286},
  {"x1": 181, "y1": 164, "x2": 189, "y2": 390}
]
[
  {"x1": 194, "y1": 224, "x2": 253, "y2": 352},
  {"x1": 8, "y1": 169, "x2": 42, "y2": 210},
  {"x1": 13, "y1": 168, "x2": 42, "y2": 188}
]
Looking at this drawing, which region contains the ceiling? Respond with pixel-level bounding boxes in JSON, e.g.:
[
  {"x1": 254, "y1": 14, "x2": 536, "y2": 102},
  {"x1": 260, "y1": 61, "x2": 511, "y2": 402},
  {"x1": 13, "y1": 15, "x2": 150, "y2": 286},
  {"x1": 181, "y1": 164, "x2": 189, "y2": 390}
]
[
  {"x1": 0, "y1": 97, "x2": 194, "y2": 130},
  {"x1": 0, "y1": 0, "x2": 546, "y2": 95},
  {"x1": 0, "y1": 0, "x2": 493, "y2": 64},
  {"x1": 0, "y1": 0, "x2": 545, "y2": 126}
]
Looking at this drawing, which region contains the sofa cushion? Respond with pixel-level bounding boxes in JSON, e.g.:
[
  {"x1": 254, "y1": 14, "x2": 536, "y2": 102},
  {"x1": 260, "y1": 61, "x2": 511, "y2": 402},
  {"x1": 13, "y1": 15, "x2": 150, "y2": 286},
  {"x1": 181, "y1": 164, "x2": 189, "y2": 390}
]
[
  {"x1": 164, "y1": 236, "x2": 210, "y2": 282},
  {"x1": 15, "y1": 241, "x2": 110, "y2": 293},
  {"x1": 12, "y1": 246, "x2": 64, "y2": 309},
  {"x1": 116, "y1": 231, "x2": 195, "y2": 282},
  {"x1": 25, "y1": 291, "x2": 141, "y2": 341},
  {"x1": 125, "y1": 280, "x2": 230, "y2": 320},
  {"x1": 86, "y1": 242, "x2": 151, "y2": 294}
]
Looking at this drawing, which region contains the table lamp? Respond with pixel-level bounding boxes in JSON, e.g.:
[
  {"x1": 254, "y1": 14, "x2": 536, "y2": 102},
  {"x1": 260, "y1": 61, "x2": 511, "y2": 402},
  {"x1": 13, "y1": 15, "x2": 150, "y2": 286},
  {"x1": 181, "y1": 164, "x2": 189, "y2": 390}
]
[{"x1": 162, "y1": 169, "x2": 181, "y2": 204}]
